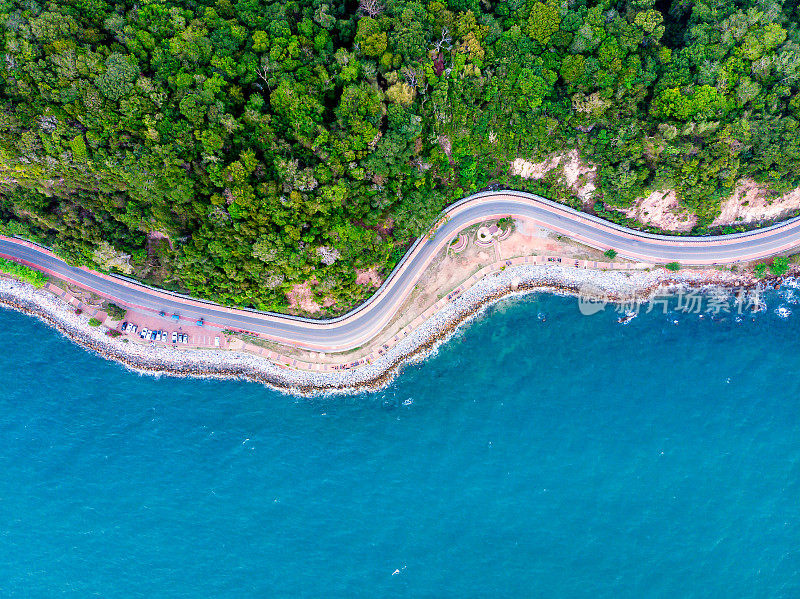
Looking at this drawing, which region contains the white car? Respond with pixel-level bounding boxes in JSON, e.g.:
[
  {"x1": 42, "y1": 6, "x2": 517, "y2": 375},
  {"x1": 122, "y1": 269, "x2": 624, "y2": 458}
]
[
  {"x1": 172, "y1": 331, "x2": 177, "y2": 343},
  {"x1": 182, "y1": 334, "x2": 189, "y2": 344},
  {"x1": 141, "y1": 327, "x2": 149, "y2": 339},
  {"x1": 214, "y1": 336, "x2": 220, "y2": 347}
]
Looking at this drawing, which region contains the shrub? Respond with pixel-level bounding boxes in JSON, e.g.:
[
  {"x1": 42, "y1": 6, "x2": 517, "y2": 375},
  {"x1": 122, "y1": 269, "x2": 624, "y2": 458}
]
[
  {"x1": 754, "y1": 263, "x2": 768, "y2": 277},
  {"x1": 0, "y1": 257, "x2": 48, "y2": 287},
  {"x1": 497, "y1": 217, "x2": 514, "y2": 230},
  {"x1": 105, "y1": 302, "x2": 127, "y2": 320},
  {"x1": 769, "y1": 256, "x2": 789, "y2": 276},
  {"x1": 106, "y1": 329, "x2": 122, "y2": 337},
  {"x1": 665, "y1": 262, "x2": 681, "y2": 271},
  {"x1": 604, "y1": 249, "x2": 617, "y2": 259},
  {"x1": 88, "y1": 317, "x2": 102, "y2": 326}
]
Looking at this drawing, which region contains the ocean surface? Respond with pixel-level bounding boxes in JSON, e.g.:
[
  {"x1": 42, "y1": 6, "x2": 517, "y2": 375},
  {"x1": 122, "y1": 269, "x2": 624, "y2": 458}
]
[{"x1": 1, "y1": 287, "x2": 799, "y2": 598}]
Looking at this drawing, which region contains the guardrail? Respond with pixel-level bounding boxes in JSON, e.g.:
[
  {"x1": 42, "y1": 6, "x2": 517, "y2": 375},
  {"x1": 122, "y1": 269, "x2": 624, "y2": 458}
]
[{"x1": 9, "y1": 187, "x2": 800, "y2": 328}]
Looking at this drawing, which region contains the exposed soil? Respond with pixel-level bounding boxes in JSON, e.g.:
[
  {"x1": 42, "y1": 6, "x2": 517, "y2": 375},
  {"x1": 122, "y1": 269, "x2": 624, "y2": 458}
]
[
  {"x1": 355, "y1": 267, "x2": 383, "y2": 287},
  {"x1": 618, "y1": 190, "x2": 698, "y2": 232},
  {"x1": 713, "y1": 179, "x2": 800, "y2": 226},
  {"x1": 286, "y1": 281, "x2": 321, "y2": 314},
  {"x1": 511, "y1": 150, "x2": 597, "y2": 205}
]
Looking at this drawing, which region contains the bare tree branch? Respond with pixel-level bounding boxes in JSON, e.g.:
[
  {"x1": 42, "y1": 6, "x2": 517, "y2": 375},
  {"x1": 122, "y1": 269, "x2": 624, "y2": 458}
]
[{"x1": 358, "y1": 0, "x2": 384, "y2": 17}]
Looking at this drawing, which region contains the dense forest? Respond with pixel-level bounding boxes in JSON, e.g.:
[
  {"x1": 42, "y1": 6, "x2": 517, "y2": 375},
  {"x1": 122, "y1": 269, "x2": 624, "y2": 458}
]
[{"x1": 1, "y1": 0, "x2": 799, "y2": 312}]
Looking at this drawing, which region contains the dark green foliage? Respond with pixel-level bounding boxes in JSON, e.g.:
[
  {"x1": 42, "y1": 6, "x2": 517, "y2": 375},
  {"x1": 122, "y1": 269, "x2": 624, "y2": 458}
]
[
  {"x1": 665, "y1": 262, "x2": 681, "y2": 271},
  {"x1": 754, "y1": 263, "x2": 768, "y2": 277},
  {"x1": 105, "y1": 302, "x2": 127, "y2": 320},
  {"x1": 1, "y1": 0, "x2": 799, "y2": 312},
  {"x1": 88, "y1": 317, "x2": 102, "y2": 326},
  {"x1": 604, "y1": 249, "x2": 618, "y2": 259}
]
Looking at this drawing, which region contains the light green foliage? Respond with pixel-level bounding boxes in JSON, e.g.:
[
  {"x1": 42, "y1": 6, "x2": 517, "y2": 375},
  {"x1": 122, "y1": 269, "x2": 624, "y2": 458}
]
[
  {"x1": 527, "y1": 2, "x2": 561, "y2": 46},
  {"x1": 0, "y1": 258, "x2": 48, "y2": 288},
  {"x1": 355, "y1": 18, "x2": 387, "y2": 57},
  {"x1": 769, "y1": 256, "x2": 789, "y2": 276}
]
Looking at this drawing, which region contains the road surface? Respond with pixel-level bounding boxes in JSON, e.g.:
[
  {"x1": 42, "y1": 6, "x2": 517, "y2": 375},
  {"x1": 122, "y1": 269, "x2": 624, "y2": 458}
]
[{"x1": 1, "y1": 190, "x2": 798, "y2": 351}]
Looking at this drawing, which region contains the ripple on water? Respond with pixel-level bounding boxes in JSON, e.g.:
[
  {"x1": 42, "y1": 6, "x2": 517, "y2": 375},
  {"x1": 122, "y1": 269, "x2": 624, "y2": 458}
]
[{"x1": 0, "y1": 291, "x2": 799, "y2": 598}]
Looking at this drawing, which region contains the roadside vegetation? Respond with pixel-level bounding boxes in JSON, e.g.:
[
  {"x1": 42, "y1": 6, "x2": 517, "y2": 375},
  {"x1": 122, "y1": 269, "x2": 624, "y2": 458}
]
[
  {"x1": 105, "y1": 302, "x2": 128, "y2": 321},
  {"x1": 1, "y1": 0, "x2": 799, "y2": 312},
  {"x1": 754, "y1": 255, "x2": 791, "y2": 277},
  {"x1": 0, "y1": 257, "x2": 48, "y2": 287}
]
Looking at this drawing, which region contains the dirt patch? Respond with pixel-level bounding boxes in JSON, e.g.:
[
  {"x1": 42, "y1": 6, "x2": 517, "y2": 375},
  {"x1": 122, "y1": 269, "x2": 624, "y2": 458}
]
[
  {"x1": 286, "y1": 281, "x2": 321, "y2": 314},
  {"x1": 511, "y1": 156, "x2": 561, "y2": 179},
  {"x1": 356, "y1": 267, "x2": 383, "y2": 287},
  {"x1": 147, "y1": 231, "x2": 173, "y2": 248},
  {"x1": 438, "y1": 135, "x2": 452, "y2": 158},
  {"x1": 561, "y1": 149, "x2": 597, "y2": 203},
  {"x1": 618, "y1": 190, "x2": 698, "y2": 232},
  {"x1": 713, "y1": 179, "x2": 800, "y2": 226},
  {"x1": 138, "y1": 230, "x2": 177, "y2": 285},
  {"x1": 511, "y1": 149, "x2": 597, "y2": 205}
]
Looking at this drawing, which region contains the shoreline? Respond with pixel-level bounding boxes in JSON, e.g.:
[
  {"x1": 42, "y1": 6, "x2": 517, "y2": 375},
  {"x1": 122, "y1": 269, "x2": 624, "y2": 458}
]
[{"x1": 0, "y1": 265, "x2": 767, "y2": 395}]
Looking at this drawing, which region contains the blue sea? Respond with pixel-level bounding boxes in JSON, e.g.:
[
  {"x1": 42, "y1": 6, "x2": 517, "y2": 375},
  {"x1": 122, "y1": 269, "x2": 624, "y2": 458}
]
[{"x1": 1, "y1": 288, "x2": 799, "y2": 598}]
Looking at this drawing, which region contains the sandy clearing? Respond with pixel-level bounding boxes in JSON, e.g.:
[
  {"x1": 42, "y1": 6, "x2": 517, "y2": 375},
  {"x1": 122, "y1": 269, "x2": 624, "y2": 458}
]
[
  {"x1": 713, "y1": 179, "x2": 800, "y2": 226},
  {"x1": 511, "y1": 149, "x2": 597, "y2": 203},
  {"x1": 618, "y1": 190, "x2": 698, "y2": 232}
]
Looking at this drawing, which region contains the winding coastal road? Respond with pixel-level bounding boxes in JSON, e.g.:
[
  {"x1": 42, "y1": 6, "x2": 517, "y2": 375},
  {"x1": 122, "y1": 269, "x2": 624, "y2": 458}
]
[{"x1": 2, "y1": 190, "x2": 799, "y2": 351}]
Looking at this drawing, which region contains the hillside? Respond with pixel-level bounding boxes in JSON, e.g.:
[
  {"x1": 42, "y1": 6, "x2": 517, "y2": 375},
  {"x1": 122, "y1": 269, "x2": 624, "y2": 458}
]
[{"x1": 1, "y1": 0, "x2": 799, "y2": 312}]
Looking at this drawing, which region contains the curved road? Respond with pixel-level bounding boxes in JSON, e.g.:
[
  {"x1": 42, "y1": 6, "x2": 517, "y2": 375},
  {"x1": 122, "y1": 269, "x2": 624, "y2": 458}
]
[{"x1": 2, "y1": 190, "x2": 799, "y2": 351}]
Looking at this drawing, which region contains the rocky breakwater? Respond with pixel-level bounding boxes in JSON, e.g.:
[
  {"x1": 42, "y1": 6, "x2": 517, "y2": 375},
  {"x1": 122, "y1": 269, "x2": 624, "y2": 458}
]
[{"x1": 0, "y1": 263, "x2": 768, "y2": 395}]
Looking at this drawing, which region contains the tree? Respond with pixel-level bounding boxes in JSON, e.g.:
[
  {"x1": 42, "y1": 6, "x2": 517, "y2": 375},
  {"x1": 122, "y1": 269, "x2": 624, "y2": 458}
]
[
  {"x1": 527, "y1": 2, "x2": 561, "y2": 46},
  {"x1": 96, "y1": 53, "x2": 139, "y2": 102}
]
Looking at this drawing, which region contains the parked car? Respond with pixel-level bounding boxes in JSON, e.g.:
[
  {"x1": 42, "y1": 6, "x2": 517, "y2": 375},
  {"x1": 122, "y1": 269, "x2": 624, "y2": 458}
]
[
  {"x1": 172, "y1": 331, "x2": 177, "y2": 343},
  {"x1": 150, "y1": 330, "x2": 157, "y2": 341},
  {"x1": 214, "y1": 336, "x2": 220, "y2": 347},
  {"x1": 182, "y1": 334, "x2": 189, "y2": 344},
  {"x1": 141, "y1": 327, "x2": 148, "y2": 339},
  {"x1": 129, "y1": 324, "x2": 137, "y2": 334},
  {"x1": 121, "y1": 321, "x2": 128, "y2": 332}
]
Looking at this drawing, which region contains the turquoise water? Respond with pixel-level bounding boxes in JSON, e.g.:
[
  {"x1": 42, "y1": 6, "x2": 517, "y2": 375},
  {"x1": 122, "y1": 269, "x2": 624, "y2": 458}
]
[{"x1": 1, "y1": 290, "x2": 799, "y2": 598}]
